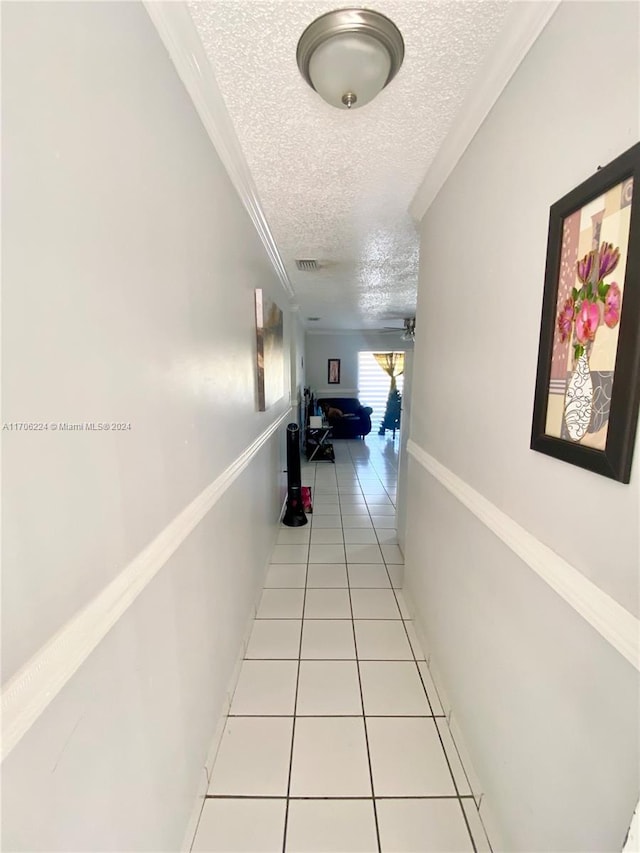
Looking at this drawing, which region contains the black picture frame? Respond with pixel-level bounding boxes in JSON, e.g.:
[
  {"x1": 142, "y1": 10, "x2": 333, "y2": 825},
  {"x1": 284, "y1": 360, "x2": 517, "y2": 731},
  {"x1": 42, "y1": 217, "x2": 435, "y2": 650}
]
[
  {"x1": 328, "y1": 358, "x2": 341, "y2": 384},
  {"x1": 531, "y1": 142, "x2": 640, "y2": 483}
]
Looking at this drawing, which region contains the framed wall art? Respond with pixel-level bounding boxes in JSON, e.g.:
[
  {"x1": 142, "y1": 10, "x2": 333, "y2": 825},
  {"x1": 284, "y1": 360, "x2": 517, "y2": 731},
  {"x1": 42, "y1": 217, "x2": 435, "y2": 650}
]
[
  {"x1": 531, "y1": 142, "x2": 640, "y2": 482},
  {"x1": 255, "y1": 289, "x2": 284, "y2": 411},
  {"x1": 328, "y1": 358, "x2": 341, "y2": 384}
]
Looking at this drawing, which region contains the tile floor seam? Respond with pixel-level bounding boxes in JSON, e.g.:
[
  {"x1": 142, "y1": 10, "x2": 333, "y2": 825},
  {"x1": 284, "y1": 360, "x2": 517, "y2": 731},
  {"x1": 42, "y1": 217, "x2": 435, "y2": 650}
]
[
  {"x1": 256, "y1": 616, "x2": 407, "y2": 621},
  {"x1": 345, "y1": 439, "x2": 482, "y2": 852},
  {"x1": 281, "y1": 465, "x2": 314, "y2": 853},
  {"x1": 343, "y1": 492, "x2": 382, "y2": 853},
  {"x1": 195, "y1": 439, "x2": 484, "y2": 852},
  {"x1": 398, "y1": 594, "x2": 478, "y2": 853},
  {"x1": 227, "y1": 713, "x2": 440, "y2": 719},
  {"x1": 204, "y1": 794, "x2": 475, "y2": 800}
]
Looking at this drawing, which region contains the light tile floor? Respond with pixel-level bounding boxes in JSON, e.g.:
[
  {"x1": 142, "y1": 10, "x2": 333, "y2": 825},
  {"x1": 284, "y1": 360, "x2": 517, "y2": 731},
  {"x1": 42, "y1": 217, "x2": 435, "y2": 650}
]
[{"x1": 192, "y1": 436, "x2": 490, "y2": 853}]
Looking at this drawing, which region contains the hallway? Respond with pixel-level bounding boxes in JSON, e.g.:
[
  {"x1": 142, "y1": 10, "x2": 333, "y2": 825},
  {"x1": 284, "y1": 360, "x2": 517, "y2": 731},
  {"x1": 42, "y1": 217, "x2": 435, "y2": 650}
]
[
  {"x1": 3, "y1": 2, "x2": 639, "y2": 850},
  {"x1": 191, "y1": 437, "x2": 490, "y2": 852}
]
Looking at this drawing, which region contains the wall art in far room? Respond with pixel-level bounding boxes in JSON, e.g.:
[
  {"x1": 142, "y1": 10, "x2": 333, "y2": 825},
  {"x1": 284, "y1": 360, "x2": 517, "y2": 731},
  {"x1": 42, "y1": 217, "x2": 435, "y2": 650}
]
[{"x1": 328, "y1": 358, "x2": 341, "y2": 384}]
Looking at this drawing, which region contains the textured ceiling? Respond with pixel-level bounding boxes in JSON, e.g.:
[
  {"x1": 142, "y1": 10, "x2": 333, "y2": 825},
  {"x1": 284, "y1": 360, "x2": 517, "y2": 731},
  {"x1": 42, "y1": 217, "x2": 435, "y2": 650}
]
[{"x1": 188, "y1": 0, "x2": 511, "y2": 330}]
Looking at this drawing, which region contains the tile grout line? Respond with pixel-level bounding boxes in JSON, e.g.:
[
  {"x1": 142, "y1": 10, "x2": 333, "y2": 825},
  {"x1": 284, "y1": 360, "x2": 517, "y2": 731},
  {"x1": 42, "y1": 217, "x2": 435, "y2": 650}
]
[
  {"x1": 200, "y1": 440, "x2": 480, "y2": 851},
  {"x1": 256, "y1": 616, "x2": 406, "y2": 620},
  {"x1": 205, "y1": 794, "x2": 477, "y2": 800},
  {"x1": 370, "y1": 452, "x2": 479, "y2": 853},
  {"x1": 373, "y1": 512, "x2": 479, "y2": 850},
  {"x1": 341, "y1": 460, "x2": 383, "y2": 853},
  {"x1": 205, "y1": 794, "x2": 475, "y2": 800},
  {"x1": 376, "y1": 522, "x2": 480, "y2": 849},
  {"x1": 350, "y1": 439, "x2": 480, "y2": 853},
  {"x1": 227, "y1": 713, "x2": 443, "y2": 718},
  {"x1": 280, "y1": 461, "x2": 315, "y2": 853},
  {"x1": 351, "y1": 440, "x2": 399, "y2": 578}
]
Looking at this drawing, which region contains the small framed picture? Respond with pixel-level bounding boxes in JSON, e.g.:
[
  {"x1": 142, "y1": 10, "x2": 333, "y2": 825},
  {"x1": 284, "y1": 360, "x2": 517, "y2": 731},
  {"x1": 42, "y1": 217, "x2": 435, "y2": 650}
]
[
  {"x1": 530, "y1": 142, "x2": 640, "y2": 482},
  {"x1": 328, "y1": 358, "x2": 341, "y2": 384}
]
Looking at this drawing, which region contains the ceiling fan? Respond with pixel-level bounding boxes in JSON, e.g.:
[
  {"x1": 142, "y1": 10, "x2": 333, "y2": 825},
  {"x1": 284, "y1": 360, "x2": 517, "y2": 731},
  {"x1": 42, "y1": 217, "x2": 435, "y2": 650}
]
[{"x1": 380, "y1": 317, "x2": 416, "y2": 341}]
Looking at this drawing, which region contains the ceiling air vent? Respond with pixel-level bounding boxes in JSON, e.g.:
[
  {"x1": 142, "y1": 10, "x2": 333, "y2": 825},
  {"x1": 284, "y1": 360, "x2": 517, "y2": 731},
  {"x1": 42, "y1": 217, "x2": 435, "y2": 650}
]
[{"x1": 296, "y1": 259, "x2": 319, "y2": 271}]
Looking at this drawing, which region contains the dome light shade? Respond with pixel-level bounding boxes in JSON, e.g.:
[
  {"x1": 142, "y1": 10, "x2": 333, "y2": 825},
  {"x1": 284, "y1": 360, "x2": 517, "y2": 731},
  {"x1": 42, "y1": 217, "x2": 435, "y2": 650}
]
[{"x1": 297, "y1": 9, "x2": 404, "y2": 110}]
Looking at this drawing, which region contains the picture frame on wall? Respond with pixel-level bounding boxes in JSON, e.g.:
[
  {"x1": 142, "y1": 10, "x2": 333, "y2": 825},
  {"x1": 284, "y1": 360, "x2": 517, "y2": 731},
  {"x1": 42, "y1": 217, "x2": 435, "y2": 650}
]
[
  {"x1": 255, "y1": 289, "x2": 284, "y2": 411},
  {"x1": 328, "y1": 358, "x2": 341, "y2": 385},
  {"x1": 530, "y1": 142, "x2": 640, "y2": 483}
]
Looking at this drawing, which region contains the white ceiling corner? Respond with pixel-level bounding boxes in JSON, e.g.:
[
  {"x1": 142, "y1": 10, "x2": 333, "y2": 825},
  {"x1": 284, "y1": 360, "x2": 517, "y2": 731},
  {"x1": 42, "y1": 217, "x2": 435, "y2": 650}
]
[{"x1": 150, "y1": 1, "x2": 556, "y2": 331}]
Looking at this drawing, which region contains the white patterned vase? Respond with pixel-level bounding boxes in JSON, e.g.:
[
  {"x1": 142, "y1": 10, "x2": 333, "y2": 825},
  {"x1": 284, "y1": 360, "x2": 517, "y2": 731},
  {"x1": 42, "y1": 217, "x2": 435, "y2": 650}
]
[{"x1": 564, "y1": 352, "x2": 593, "y2": 441}]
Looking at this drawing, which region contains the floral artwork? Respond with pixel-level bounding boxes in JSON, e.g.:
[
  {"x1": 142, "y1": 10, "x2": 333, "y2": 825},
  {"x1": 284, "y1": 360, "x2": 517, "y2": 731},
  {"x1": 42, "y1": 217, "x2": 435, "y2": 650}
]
[
  {"x1": 553, "y1": 235, "x2": 625, "y2": 444},
  {"x1": 546, "y1": 181, "x2": 631, "y2": 449},
  {"x1": 255, "y1": 289, "x2": 284, "y2": 411},
  {"x1": 558, "y1": 242, "x2": 621, "y2": 360},
  {"x1": 531, "y1": 142, "x2": 640, "y2": 482}
]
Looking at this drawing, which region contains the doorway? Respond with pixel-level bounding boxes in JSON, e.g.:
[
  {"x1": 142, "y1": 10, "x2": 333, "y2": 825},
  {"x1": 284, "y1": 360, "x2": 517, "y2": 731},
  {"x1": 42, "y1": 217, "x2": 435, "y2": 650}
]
[{"x1": 357, "y1": 351, "x2": 405, "y2": 435}]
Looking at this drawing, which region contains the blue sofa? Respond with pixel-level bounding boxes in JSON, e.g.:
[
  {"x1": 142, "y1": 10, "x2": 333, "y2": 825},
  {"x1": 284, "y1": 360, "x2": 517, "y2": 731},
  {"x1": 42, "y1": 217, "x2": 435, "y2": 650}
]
[{"x1": 318, "y1": 397, "x2": 373, "y2": 439}]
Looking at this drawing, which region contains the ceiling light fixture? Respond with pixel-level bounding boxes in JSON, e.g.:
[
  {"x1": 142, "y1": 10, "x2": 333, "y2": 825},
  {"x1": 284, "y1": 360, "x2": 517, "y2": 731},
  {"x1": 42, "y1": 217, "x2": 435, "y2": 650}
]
[
  {"x1": 401, "y1": 318, "x2": 416, "y2": 341},
  {"x1": 296, "y1": 8, "x2": 404, "y2": 110}
]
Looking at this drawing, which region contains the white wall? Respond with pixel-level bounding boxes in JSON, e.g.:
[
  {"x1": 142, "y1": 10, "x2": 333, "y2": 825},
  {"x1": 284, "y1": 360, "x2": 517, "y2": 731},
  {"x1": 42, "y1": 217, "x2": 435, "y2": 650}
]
[
  {"x1": 395, "y1": 348, "x2": 414, "y2": 555},
  {"x1": 405, "y1": 2, "x2": 639, "y2": 850},
  {"x1": 305, "y1": 330, "x2": 410, "y2": 397},
  {"x1": 1, "y1": 3, "x2": 293, "y2": 849},
  {"x1": 291, "y1": 310, "x2": 306, "y2": 421}
]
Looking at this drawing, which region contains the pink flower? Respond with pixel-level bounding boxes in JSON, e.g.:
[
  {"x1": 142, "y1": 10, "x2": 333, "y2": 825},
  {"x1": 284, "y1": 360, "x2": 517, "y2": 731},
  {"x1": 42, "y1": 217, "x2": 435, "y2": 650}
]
[
  {"x1": 604, "y1": 282, "x2": 621, "y2": 328},
  {"x1": 577, "y1": 251, "x2": 595, "y2": 284},
  {"x1": 557, "y1": 297, "x2": 574, "y2": 342},
  {"x1": 598, "y1": 242, "x2": 620, "y2": 279},
  {"x1": 575, "y1": 299, "x2": 599, "y2": 344}
]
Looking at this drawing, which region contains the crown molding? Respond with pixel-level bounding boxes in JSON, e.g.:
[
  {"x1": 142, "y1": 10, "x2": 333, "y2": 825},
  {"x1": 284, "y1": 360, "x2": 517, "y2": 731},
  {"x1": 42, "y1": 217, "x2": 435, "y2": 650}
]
[
  {"x1": 409, "y1": 1, "x2": 561, "y2": 222},
  {"x1": 143, "y1": 2, "x2": 295, "y2": 300},
  {"x1": 407, "y1": 439, "x2": 640, "y2": 672}
]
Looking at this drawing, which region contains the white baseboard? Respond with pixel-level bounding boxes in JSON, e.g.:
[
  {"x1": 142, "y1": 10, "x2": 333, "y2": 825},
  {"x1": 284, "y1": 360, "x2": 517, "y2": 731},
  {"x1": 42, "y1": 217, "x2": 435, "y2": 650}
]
[
  {"x1": 182, "y1": 550, "x2": 274, "y2": 853},
  {"x1": 204, "y1": 605, "x2": 258, "y2": 781},
  {"x1": 407, "y1": 592, "x2": 495, "y2": 842},
  {"x1": 203, "y1": 503, "x2": 284, "y2": 784},
  {"x1": 420, "y1": 643, "x2": 453, "y2": 723},
  {"x1": 181, "y1": 609, "x2": 260, "y2": 853},
  {"x1": 479, "y1": 793, "x2": 508, "y2": 852},
  {"x1": 622, "y1": 799, "x2": 639, "y2": 852},
  {"x1": 180, "y1": 767, "x2": 208, "y2": 853},
  {"x1": 449, "y1": 710, "x2": 484, "y2": 808}
]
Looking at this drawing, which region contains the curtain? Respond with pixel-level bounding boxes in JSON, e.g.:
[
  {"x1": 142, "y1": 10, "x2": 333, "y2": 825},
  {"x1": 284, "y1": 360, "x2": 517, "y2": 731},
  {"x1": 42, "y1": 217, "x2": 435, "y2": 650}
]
[{"x1": 373, "y1": 352, "x2": 405, "y2": 392}]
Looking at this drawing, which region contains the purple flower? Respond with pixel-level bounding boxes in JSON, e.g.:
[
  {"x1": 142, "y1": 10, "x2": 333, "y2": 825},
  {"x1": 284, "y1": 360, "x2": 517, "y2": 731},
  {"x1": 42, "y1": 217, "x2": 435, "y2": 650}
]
[
  {"x1": 557, "y1": 297, "x2": 574, "y2": 342},
  {"x1": 604, "y1": 282, "x2": 621, "y2": 328},
  {"x1": 598, "y1": 242, "x2": 620, "y2": 279},
  {"x1": 577, "y1": 251, "x2": 595, "y2": 284},
  {"x1": 575, "y1": 299, "x2": 599, "y2": 344}
]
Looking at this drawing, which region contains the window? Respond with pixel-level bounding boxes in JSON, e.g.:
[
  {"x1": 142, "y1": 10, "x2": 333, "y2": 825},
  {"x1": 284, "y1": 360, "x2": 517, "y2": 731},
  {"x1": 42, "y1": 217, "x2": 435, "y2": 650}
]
[{"x1": 357, "y1": 351, "x2": 404, "y2": 430}]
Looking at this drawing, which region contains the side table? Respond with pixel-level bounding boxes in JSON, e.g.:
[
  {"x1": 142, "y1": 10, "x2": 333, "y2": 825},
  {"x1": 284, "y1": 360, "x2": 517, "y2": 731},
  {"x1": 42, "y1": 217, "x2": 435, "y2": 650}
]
[{"x1": 305, "y1": 426, "x2": 335, "y2": 462}]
